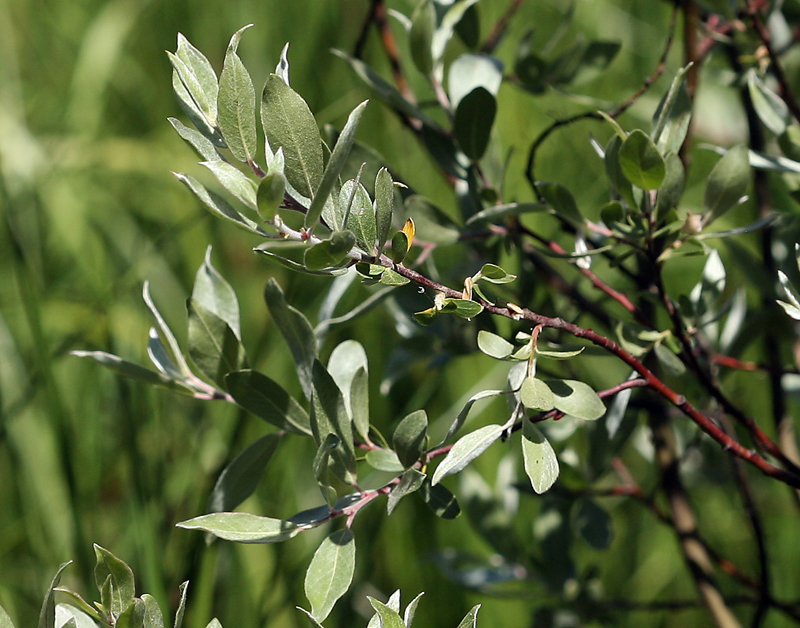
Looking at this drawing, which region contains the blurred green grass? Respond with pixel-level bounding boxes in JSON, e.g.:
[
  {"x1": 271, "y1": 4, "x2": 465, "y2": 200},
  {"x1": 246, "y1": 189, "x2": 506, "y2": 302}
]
[{"x1": 2, "y1": 1, "x2": 799, "y2": 627}]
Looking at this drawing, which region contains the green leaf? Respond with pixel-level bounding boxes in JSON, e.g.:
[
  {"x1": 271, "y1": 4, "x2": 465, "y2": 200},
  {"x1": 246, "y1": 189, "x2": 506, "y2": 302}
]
[
  {"x1": 604, "y1": 135, "x2": 635, "y2": 207},
  {"x1": 256, "y1": 171, "x2": 286, "y2": 219},
  {"x1": 187, "y1": 298, "x2": 245, "y2": 386},
  {"x1": 313, "y1": 434, "x2": 341, "y2": 506},
  {"x1": 218, "y1": 25, "x2": 257, "y2": 163},
  {"x1": 618, "y1": 129, "x2": 666, "y2": 190},
  {"x1": 261, "y1": 74, "x2": 324, "y2": 200},
  {"x1": 432, "y1": 424, "x2": 504, "y2": 485},
  {"x1": 367, "y1": 599, "x2": 405, "y2": 628},
  {"x1": 538, "y1": 182, "x2": 583, "y2": 224},
  {"x1": 453, "y1": 87, "x2": 496, "y2": 161},
  {"x1": 448, "y1": 53, "x2": 503, "y2": 109},
  {"x1": 655, "y1": 152, "x2": 685, "y2": 216},
  {"x1": 572, "y1": 498, "x2": 614, "y2": 549},
  {"x1": 410, "y1": 0, "x2": 436, "y2": 76},
  {"x1": 473, "y1": 263, "x2": 516, "y2": 284},
  {"x1": 311, "y1": 360, "x2": 357, "y2": 484},
  {"x1": 391, "y1": 231, "x2": 409, "y2": 264},
  {"x1": 174, "y1": 173, "x2": 268, "y2": 236},
  {"x1": 94, "y1": 546, "x2": 135, "y2": 617},
  {"x1": 201, "y1": 161, "x2": 257, "y2": 210},
  {"x1": 652, "y1": 65, "x2": 692, "y2": 154},
  {"x1": 393, "y1": 409, "x2": 428, "y2": 468},
  {"x1": 342, "y1": 180, "x2": 377, "y2": 251},
  {"x1": 477, "y1": 330, "x2": 514, "y2": 359},
  {"x1": 71, "y1": 350, "x2": 191, "y2": 393},
  {"x1": 327, "y1": 340, "x2": 370, "y2": 441},
  {"x1": 264, "y1": 278, "x2": 318, "y2": 399},
  {"x1": 379, "y1": 268, "x2": 410, "y2": 286},
  {"x1": 0, "y1": 604, "x2": 15, "y2": 628},
  {"x1": 38, "y1": 562, "x2": 71, "y2": 628},
  {"x1": 653, "y1": 343, "x2": 686, "y2": 376},
  {"x1": 193, "y1": 246, "x2": 242, "y2": 340},
  {"x1": 455, "y1": 605, "x2": 481, "y2": 628},
  {"x1": 520, "y1": 377, "x2": 554, "y2": 411},
  {"x1": 174, "y1": 583, "x2": 188, "y2": 628},
  {"x1": 545, "y1": 379, "x2": 605, "y2": 420},
  {"x1": 387, "y1": 468, "x2": 427, "y2": 514},
  {"x1": 168, "y1": 117, "x2": 221, "y2": 161},
  {"x1": 306, "y1": 100, "x2": 368, "y2": 229},
  {"x1": 420, "y1": 479, "x2": 461, "y2": 518},
  {"x1": 521, "y1": 421, "x2": 559, "y2": 494},
  {"x1": 365, "y1": 449, "x2": 405, "y2": 472},
  {"x1": 175, "y1": 33, "x2": 219, "y2": 122},
  {"x1": 177, "y1": 512, "x2": 302, "y2": 543},
  {"x1": 305, "y1": 529, "x2": 356, "y2": 623},
  {"x1": 441, "y1": 298, "x2": 483, "y2": 319},
  {"x1": 304, "y1": 231, "x2": 356, "y2": 271},
  {"x1": 747, "y1": 68, "x2": 789, "y2": 135},
  {"x1": 208, "y1": 434, "x2": 282, "y2": 513},
  {"x1": 703, "y1": 145, "x2": 750, "y2": 226},
  {"x1": 255, "y1": 247, "x2": 349, "y2": 276},
  {"x1": 374, "y1": 168, "x2": 394, "y2": 250},
  {"x1": 535, "y1": 346, "x2": 585, "y2": 359}
]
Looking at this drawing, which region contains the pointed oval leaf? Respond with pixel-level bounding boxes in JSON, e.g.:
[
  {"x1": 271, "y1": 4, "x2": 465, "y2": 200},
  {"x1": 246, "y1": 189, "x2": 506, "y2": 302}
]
[
  {"x1": 747, "y1": 68, "x2": 789, "y2": 135},
  {"x1": 365, "y1": 449, "x2": 405, "y2": 472},
  {"x1": 374, "y1": 168, "x2": 394, "y2": 249},
  {"x1": 208, "y1": 433, "x2": 282, "y2": 513},
  {"x1": 703, "y1": 145, "x2": 750, "y2": 225},
  {"x1": 521, "y1": 421, "x2": 559, "y2": 494},
  {"x1": 453, "y1": 87, "x2": 496, "y2": 161},
  {"x1": 39, "y1": 562, "x2": 72, "y2": 628},
  {"x1": 545, "y1": 379, "x2": 606, "y2": 420},
  {"x1": 477, "y1": 330, "x2": 514, "y2": 359},
  {"x1": 261, "y1": 75, "x2": 323, "y2": 199},
  {"x1": 328, "y1": 340, "x2": 369, "y2": 434},
  {"x1": 201, "y1": 161, "x2": 257, "y2": 210},
  {"x1": 391, "y1": 231, "x2": 409, "y2": 264},
  {"x1": 653, "y1": 343, "x2": 686, "y2": 376},
  {"x1": 71, "y1": 351, "x2": 190, "y2": 393},
  {"x1": 474, "y1": 263, "x2": 516, "y2": 284},
  {"x1": 256, "y1": 171, "x2": 286, "y2": 219},
  {"x1": 456, "y1": 605, "x2": 481, "y2": 628},
  {"x1": 367, "y1": 599, "x2": 405, "y2": 628},
  {"x1": 193, "y1": 246, "x2": 242, "y2": 340},
  {"x1": 387, "y1": 468, "x2": 427, "y2": 514},
  {"x1": 311, "y1": 360, "x2": 357, "y2": 485},
  {"x1": 520, "y1": 377, "x2": 554, "y2": 411},
  {"x1": 619, "y1": 129, "x2": 666, "y2": 190},
  {"x1": 1, "y1": 604, "x2": 15, "y2": 628},
  {"x1": 431, "y1": 424, "x2": 504, "y2": 485},
  {"x1": 393, "y1": 409, "x2": 428, "y2": 468},
  {"x1": 175, "y1": 33, "x2": 219, "y2": 120},
  {"x1": 218, "y1": 28, "x2": 257, "y2": 163},
  {"x1": 305, "y1": 100, "x2": 369, "y2": 229},
  {"x1": 177, "y1": 512, "x2": 301, "y2": 543},
  {"x1": 379, "y1": 268, "x2": 410, "y2": 286},
  {"x1": 169, "y1": 118, "x2": 221, "y2": 161},
  {"x1": 305, "y1": 529, "x2": 356, "y2": 623},
  {"x1": 343, "y1": 180, "x2": 377, "y2": 251},
  {"x1": 442, "y1": 298, "x2": 483, "y2": 319},
  {"x1": 93, "y1": 546, "x2": 135, "y2": 617},
  {"x1": 187, "y1": 299, "x2": 246, "y2": 386},
  {"x1": 420, "y1": 480, "x2": 460, "y2": 518}
]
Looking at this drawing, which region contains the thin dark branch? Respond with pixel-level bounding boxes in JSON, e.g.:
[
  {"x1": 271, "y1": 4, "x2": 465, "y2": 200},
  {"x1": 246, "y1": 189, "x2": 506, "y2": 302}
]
[{"x1": 480, "y1": 0, "x2": 526, "y2": 54}]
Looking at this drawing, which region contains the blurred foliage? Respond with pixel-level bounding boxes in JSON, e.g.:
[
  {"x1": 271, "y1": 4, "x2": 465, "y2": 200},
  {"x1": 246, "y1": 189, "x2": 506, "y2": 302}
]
[{"x1": 4, "y1": 1, "x2": 800, "y2": 628}]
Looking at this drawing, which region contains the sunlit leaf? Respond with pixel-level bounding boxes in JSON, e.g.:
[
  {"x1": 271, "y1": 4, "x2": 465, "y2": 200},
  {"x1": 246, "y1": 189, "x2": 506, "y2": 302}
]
[
  {"x1": 218, "y1": 25, "x2": 257, "y2": 163},
  {"x1": 520, "y1": 377, "x2": 554, "y2": 411},
  {"x1": 619, "y1": 129, "x2": 665, "y2": 190},
  {"x1": 304, "y1": 231, "x2": 356, "y2": 271},
  {"x1": 305, "y1": 529, "x2": 356, "y2": 623},
  {"x1": 393, "y1": 409, "x2": 428, "y2": 468},
  {"x1": 93, "y1": 546, "x2": 135, "y2": 617},
  {"x1": 521, "y1": 421, "x2": 559, "y2": 494},
  {"x1": 432, "y1": 424, "x2": 504, "y2": 485},
  {"x1": 387, "y1": 468, "x2": 426, "y2": 514},
  {"x1": 177, "y1": 513, "x2": 302, "y2": 543},
  {"x1": 477, "y1": 331, "x2": 514, "y2": 359},
  {"x1": 546, "y1": 379, "x2": 605, "y2": 420}
]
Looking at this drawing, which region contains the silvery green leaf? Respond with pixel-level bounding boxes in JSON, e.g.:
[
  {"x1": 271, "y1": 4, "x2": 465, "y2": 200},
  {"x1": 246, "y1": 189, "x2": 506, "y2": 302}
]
[
  {"x1": 365, "y1": 449, "x2": 405, "y2": 472},
  {"x1": 455, "y1": 605, "x2": 481, "y2": 628},
  {"x1": 264, "y1": 278, "x2": 317, "y2": 399},
  {"x1": 520, "y1": 377, "x2": 554, "y2": 411},
  {"x1": 174, "y1": 173, "x2": 269, "y2": 236},
  {"x1": 218, "y1": 25, "x2": 257, "y2": 163},
  {"x1": 327, "y1": 340, "x2": 369, "y2": 433},
  {"x1": 477, "y1": 330, "x2": 514, "y2": 359},
  {"x1": 187, "y1": 298, "x2": 246, "y2": 386},
  {"x1": 387, "y1": 468, "x2": 426, "y2": 514},
  {"x1": 38, "y1": 562, "x2": 72, "y2": 628},
  {"x1": 441, "y1": 387, "x2": 506, "y2": 445},
  {"x1": 225, "y1": 370, "x2": 312, "y2": 435},
  {"x1": 147, "y1": 328, "x2": 184, "y2": 380},
  {"x1": 545, "y1": 379, "x2": 605, "y2": 420},
  {"x1": 619, "y1": 129, "x2": 666, "y2": 190},
  {"x1": 304, "y1": 231, "x2": 356, "y2": 271},
  {"x1": 342, "y1": 179, "x2": 377, "y2": 252},
  {"x1": 304, "y1": 530, "x2": 356, "y2": 623},
  {"x1": 71, "y1": 350, "x2": 192, "y2": 394},
  {"x1": 521, "y1": 421, "x2": 559, "y2": 494},
  {"x1": 747, "y1": 68, "x2": 789, "y2": 135},
  {"x1": 311, "y1": 360, "x2": 358, "y2": 485},
  {"x1": 393, "y1": 409, "x2": 428, "y2": 468},
  {"x1": 175, "y1": 33, "x2": 219, "y2": 120},
  {"x1": 374, "y1": 168, "x2": 394, "y2": 250},
  {"x1": 93, "y1": 546, "x2": 135, "y2": 617},
  {"x1": 261, "y1": 75, "x2": 324, "y2": 200},
  {"x1": 143, "y1": 281, "x2": 192, "y2": 375},
  {"x1": 177, "y1": 512, "x2": 301, "y2": 543},
  {"x1": 168, "y1": 118, "x2": 222, "y2": 161},
  {"x1": 255, "y1": 247, "x2": 350, "y2": 276},
  {"x1": 201, "y1": 161, "x2": 257, "y2": 210},
  {"x1": 432, "y1": 424, "x2": 504, "y2": 485},
  {"x1": 305, "y1": 100, "x2": 368, "y2": 229},
  {"x1": 473, "y1": 264, "x2": 516, "y2": 284},
  {"x1": 703, "y1": 144, "x2": 750, "y2": 226},
  {"x1": 404, "y1": 592, "x2": 425, "y2": 628},
  {"x1": 275, "y1": 43, "x2": 290, "y2": 85},
  {"x1": 192, "y1": 246, "x2": 242, "y2": 339},
  {"x1": 366, "y1": 598, "x2": 405, "y2": 628},
  {"x1": 653, "y1": 343, "x2": 686, "y2": 376}
]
